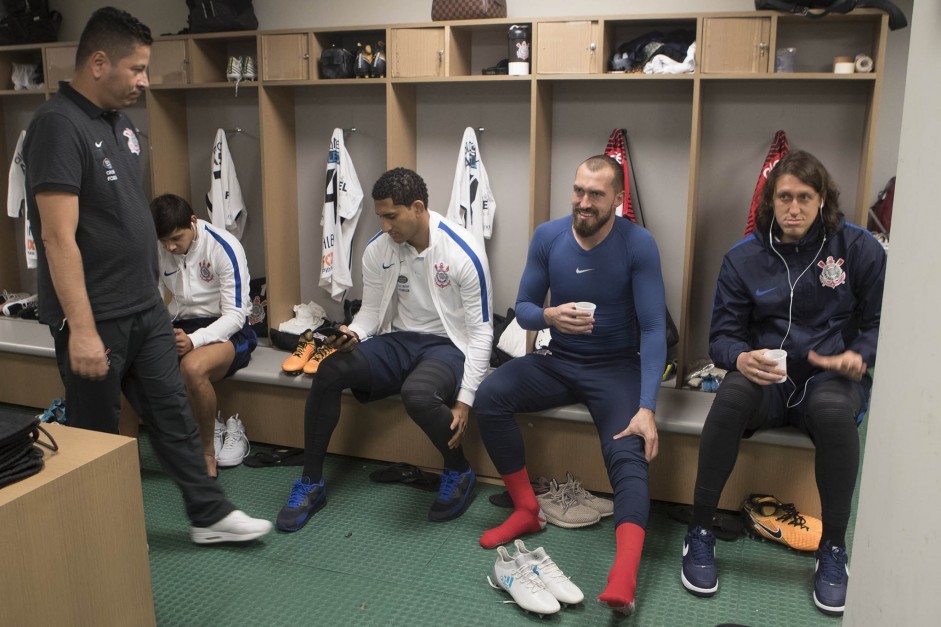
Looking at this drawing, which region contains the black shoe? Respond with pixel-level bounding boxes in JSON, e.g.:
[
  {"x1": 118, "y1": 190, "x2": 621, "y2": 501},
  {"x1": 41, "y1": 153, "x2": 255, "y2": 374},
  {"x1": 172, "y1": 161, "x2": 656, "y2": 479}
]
[{"x1": 428, "y1": 467, "x2": 475, "y2": 522}]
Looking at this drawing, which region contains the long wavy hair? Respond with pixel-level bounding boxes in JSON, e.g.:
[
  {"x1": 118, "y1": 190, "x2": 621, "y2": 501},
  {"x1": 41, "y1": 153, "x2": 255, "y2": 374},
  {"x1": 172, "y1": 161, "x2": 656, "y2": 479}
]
[{"x1": 755, "y1": 150, "x2": 843, "y2": 238}]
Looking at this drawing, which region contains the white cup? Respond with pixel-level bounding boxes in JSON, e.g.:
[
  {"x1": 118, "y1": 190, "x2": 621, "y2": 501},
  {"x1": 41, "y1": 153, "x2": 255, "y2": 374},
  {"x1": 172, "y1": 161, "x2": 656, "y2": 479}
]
[
  {"x1": 508, "y1": 61, "x2": 530, "y2": 76},
  {"x1": 574, "y1": 301, "x2": 596, "y2": 317},
  {"x1": 764, "y1": 349, "x2": 788, "y2": 383}
]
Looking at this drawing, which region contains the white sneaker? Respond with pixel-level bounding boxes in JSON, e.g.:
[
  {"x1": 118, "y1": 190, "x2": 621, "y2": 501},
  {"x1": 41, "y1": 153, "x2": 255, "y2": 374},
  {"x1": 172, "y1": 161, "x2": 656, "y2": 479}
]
[
  {"x1": 1, "y1": 293, "x2": 36, "y2": 316},
  {"x1": 217, "y1": 414, "x2": 249, "y2": 467},
  {"x1": 190, "y1": 509, "x2": 272, "y2": 544},
  {"x1": 213, "y1": 412, "x2": 226, "y2": 459},
  {"x1": 488, "y1": 545, "x2": 561, "y2": 615},
  {"x1": 513, "y1": 539, "x2": 584, "y2": 605},
  {"x1": 242, "y1": 56, "x2": 257, "y2": 81}
]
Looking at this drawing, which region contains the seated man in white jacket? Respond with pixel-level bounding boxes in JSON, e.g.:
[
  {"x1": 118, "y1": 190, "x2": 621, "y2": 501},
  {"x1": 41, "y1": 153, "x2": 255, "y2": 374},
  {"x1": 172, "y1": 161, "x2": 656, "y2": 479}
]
[
  {"x1": 151, "y1": 194, "x2": 257, "y2": 478},
  {"x1": 278, "y1": 167, "x2": 493, "y2": 532}
]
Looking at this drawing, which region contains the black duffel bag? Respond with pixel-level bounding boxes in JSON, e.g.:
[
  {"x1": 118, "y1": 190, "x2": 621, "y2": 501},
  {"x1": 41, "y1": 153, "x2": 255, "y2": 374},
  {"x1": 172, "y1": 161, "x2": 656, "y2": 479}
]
[
  {"x1": 755, "y1": 0, "x2": 907, "y2": 30},
  {"x1": 0, "y1": 0, "x2": 62, "y2": 45},
  {"x1": 186, "y1": 0, "x2": 258, "y2": 33}
]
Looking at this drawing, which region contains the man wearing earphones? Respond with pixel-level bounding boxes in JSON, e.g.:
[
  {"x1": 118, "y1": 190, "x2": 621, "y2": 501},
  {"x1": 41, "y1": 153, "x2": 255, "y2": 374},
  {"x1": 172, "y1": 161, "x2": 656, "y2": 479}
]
[
  {"x1": 151, "y1": 193, "x2": 257, "y2": 478},
  {"x1": 680, "y1": 151, "x2": 886, "y2": 616}
]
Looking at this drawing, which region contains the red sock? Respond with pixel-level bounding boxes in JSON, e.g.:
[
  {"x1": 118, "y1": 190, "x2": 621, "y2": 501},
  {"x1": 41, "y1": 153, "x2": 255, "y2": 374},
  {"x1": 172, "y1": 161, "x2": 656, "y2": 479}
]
[
  {"x1": 479, "y1": 467, "x2": 546, "y2": 549},
  {"x1": 598, "y1": 522, "x2": 645, "y2": 609}
]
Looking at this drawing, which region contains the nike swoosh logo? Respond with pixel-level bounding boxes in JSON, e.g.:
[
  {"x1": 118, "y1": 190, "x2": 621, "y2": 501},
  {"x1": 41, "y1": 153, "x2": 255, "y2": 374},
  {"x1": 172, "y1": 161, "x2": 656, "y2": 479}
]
[
  {"x1": 749, "y1": 513, "x2": 783, "y2": 539},
  {"x1": 575, "y1": 268, "x2": 594, "y2": 274},
  {"x1": 95, "y1": 141, "x2": 103, "y2": 148},
  {"x1": 382, "y1": 262, "x2": 395, "y2": 269},
  {"x1": 683, "y1": 543, "x2": 689, "y2": 557},
  {"x1": 755, "y1": 287, "x2": 776, "y2": 296},
  {"x1": 163, "y1": 270, "x2": 178, "y2": 276}
]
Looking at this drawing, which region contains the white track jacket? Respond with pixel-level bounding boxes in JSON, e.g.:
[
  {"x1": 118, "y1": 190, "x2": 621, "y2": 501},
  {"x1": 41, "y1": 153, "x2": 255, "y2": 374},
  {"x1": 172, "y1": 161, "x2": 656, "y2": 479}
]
[
  {"x1": 446, "y1": 127, "x2": 496, "y2": 246},
  {"x1": 158, "y1": 219, "x2": 252, "y2": 350},
  {"x1": 348, "y1": 211, "x2": 493, "y2": 406},
  {"x1": 319, "y1": 128, "x2": 363, "y2": 301},
  {"x1": 207, "y1": 128, "x2": 247, "y2": 239}
]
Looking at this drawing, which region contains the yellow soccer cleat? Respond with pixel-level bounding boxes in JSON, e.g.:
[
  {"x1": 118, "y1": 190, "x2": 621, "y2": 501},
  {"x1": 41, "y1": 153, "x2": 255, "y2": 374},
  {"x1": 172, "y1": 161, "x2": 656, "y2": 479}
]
[
  {"x1": 741, "y1": 494, "x2": 822, "y2": 552},
  {"x1": 303, "y1": 343, "x2": 337, "y2": 375},
  {"x1": 281, "y1": 329, "x2": 316, "y2": 375}
]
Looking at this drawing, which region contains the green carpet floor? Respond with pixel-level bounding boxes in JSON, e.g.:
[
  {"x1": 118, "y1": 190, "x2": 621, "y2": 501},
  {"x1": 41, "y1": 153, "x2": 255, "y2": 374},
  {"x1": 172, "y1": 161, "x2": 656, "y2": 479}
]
[
  {"x1": 4, "y1": 402, "x2": 860, "y2": 626},
  {"x1": 137, "y1": 432, "x2": 859, "y2": 627}
]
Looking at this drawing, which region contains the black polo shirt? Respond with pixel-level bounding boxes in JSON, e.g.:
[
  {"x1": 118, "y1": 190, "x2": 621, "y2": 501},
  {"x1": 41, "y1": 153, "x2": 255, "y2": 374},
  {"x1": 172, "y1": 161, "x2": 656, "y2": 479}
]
[{"x1": 24, "y1": 82, "x2": 161, "y2": 326}]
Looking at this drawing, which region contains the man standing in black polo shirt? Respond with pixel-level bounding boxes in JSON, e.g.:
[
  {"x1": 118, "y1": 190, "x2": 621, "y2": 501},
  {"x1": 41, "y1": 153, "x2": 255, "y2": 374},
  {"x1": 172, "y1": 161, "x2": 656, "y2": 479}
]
[{"x1": 24, "y1": 7, "x2": 271, "y2": 544}]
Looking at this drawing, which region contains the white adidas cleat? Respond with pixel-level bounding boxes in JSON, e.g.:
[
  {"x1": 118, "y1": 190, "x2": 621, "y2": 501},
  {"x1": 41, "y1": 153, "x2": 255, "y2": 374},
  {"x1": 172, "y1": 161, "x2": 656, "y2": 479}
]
[
  {"x1": 488, "y1": 545, "x2": 561, "y2": 615},
  {"x1": 190, "y1": 510, "x2": 272, "y2": 544},
  {"x1": 513, "y1": 539, "x2": 584, "y2": 605}
]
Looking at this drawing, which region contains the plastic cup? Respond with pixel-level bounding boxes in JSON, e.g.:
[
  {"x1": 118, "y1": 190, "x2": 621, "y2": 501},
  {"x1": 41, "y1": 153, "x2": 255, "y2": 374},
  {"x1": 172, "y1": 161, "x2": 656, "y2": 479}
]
[
  {"x1": 764, "y1": 349, "x2": 788, "y2": 383},
  {"x1": 574, "y1": 302, "x2": 596, "y2": 317}
]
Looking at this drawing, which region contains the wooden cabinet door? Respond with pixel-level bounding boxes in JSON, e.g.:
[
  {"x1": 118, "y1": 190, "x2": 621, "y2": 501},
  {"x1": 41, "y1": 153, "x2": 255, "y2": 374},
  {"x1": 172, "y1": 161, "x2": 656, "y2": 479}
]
[
  {"x1": 149, "y1": 40, "x2": 188, "y2": 85},
  {"x1": 701, "y1": 17, "x2": 772, "y2": 74},
  {"x1": 44, "y1": 45, "x2": 77, "y2": 90},
  {"x1": 536, "y1": 21, "x2": 596, "y2": 74},
  {"x1": 262, "y1": 33, "x2": 309, "y2": 81},
  {"x1": 392, "y1": 28, "x2": 445, "y2": 78}
]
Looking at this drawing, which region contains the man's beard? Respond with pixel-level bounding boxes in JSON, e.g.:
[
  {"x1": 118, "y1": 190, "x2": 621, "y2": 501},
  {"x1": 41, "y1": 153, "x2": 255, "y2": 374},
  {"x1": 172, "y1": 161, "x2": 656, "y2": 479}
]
[{"x1": 572, "y1": 207, "x2": 612, "y2": 237}]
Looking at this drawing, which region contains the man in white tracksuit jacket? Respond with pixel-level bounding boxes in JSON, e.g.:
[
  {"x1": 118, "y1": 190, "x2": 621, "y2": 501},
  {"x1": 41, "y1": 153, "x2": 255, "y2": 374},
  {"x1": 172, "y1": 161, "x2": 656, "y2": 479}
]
[
  {"x1": 152, "y1": 193, "x2": 257, "y2": 478},
  {"x1": 278, "y1": 167, "x2": 493, "y2": 532}
]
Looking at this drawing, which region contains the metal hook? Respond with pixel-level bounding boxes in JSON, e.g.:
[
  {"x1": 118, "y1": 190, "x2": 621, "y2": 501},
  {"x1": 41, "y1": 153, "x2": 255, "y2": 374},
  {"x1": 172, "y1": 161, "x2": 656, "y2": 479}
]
[
  {"x1": 224, "y1": 127, "x2": 242, "y2": 135},
  {"x1": 343, "y1": 127, "x2": 357, "y2": 137}
]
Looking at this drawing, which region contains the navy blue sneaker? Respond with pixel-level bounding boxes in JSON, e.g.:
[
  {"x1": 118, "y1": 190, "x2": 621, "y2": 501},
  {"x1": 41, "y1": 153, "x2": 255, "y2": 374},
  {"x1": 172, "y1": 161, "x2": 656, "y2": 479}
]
[
  {"x1": 276, "y1": 477, "x2": 326, "y2": 532},
  {"x1": 682, "y1": 526, "x2": 719, "y2": 597},
  {"x1": 814, "y1": 541, "x2": 849, "y2": 616},
  {"x1": 428, "y1": 467, "x2": 476, "y2": 522}
]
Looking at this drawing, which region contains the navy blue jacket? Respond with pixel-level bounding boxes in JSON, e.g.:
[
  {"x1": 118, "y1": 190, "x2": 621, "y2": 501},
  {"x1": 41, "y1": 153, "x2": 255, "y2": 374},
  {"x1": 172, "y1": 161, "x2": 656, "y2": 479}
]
[{"x1": 710, "y1": 217, "x2": 886, "y2": 388}]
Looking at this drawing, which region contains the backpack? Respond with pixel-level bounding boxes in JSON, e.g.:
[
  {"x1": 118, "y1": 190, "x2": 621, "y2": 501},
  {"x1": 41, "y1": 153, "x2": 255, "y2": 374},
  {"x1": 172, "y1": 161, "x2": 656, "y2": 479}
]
[
  {"x1": 754, "y1": 0, "x2": 908, "y2": 30},
  {"x1": 186, "y1": 0, "x2": 258, "y2": 34},
  {"x1": 0, "y1": 0, "x2": 62, "y2": 45},
  {"x1": 319, "y1": 46, "x2": 354, "y2": 79}
]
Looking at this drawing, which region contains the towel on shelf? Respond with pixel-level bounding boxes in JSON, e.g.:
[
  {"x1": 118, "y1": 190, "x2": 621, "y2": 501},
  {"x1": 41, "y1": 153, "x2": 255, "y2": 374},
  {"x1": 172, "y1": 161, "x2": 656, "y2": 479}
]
[
  {"x1": 206, "y1": 128, "x2": 247, "y2": 239},
  {"x1": 319, "y1": 128, "x2": 363, "y2": 302},
  {"x1": 446, "y1": 127, "x2": 496, "y2": 246},
  {"x1": 6, "y1": 130, "x2": 36, "y2": 269}
]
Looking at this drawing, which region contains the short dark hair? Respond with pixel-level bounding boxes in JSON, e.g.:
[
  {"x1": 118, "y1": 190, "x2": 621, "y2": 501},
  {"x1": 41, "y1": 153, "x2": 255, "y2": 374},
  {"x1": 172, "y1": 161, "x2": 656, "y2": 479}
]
[
  {"x1": 579, "y1": 155, "x2": 625, "y2": 197},
  {"x1": 150, "y1": 193, "x2": 195, "y2": 239},
  {"x1": 755, "y1": 150, "x2": 843, "y2": 237},
  {"x1": 371, "y1": 167, "x2": 429, "y2": 208},
  {"x1": 76, "y1": 7, "x2": 153, "y2": 68}
]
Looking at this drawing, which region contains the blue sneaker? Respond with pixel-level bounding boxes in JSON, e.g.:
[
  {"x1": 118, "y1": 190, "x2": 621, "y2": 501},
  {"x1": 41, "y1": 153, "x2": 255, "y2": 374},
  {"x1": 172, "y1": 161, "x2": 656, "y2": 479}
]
[
  {"x1": 682, "y1": 526, "x2": 719, "y2": 597},
  {"x1": 428, "y1": 467, "x2": 476, "y2": 522},
  {"x1": 276, "y1": 477, "x2": 326, "y2": 532},
  {"x1": 814, "y1": 541, "x2": 849, "y2": 616}
]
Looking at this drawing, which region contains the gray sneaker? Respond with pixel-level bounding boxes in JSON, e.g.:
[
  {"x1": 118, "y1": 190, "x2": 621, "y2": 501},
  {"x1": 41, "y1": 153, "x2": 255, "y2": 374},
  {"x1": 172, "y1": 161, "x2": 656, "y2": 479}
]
[
  {"x1": 536, "y1": 479, "x2": 601, "y2": 528},
  {"x1": 562, "y1": 471, "x2": 614, "y2": 517}
]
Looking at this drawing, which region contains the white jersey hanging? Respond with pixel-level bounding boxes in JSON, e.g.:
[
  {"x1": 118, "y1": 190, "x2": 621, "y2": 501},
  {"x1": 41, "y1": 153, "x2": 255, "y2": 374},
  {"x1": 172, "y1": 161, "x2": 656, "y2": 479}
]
[
  {"x1": 6, "y1": 130, "x2": 36, "y2": 269},
  {"x1": 206, "y1": 128, "x2": 247, "y2": 239},
  {"x1": 319, "y1": 128, "x2": 363, "y2": 302},
  {"x1": 446, "y1": 127, "x2": 496, "y2": 246}
]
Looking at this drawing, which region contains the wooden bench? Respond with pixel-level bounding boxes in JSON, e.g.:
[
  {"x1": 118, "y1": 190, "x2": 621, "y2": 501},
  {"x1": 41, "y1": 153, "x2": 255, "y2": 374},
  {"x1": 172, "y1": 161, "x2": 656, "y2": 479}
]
[{"x1": 0, "y1": 316, "x2": 821, "y2": 516}]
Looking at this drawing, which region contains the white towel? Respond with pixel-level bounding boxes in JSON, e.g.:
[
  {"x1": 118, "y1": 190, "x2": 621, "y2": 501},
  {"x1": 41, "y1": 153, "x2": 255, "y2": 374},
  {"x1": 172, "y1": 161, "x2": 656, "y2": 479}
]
[
  {"x1": 319, "y1": 128, "x2": 363, "y2": 302},
  {"x1": 6, "y1": 130, "x2": 36, "y2": 269},
  {"x1": 206, "y1": 129, "x2": 247, "y2": 239},
  {"x1": 446, "y1": 127, "x2": 496, "y2": 246},
  {"x1": 644, "y1": 42, "x2": 696, "y2": 75}
]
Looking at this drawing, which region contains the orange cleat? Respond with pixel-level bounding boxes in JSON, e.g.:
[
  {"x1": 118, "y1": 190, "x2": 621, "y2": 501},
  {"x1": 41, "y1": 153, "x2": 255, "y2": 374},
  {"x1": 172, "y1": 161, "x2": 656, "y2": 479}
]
[{"x1": 742, "y1": 494, "x2": 822, "y2": 552}]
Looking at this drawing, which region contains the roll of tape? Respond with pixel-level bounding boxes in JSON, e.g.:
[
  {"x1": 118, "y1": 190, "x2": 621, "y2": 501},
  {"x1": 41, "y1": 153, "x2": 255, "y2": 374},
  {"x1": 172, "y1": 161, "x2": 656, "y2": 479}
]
[
  {"x1": 834, "y1": 62, "x2": 855, "y2": 74},
  {"x1": 855, "y1": 54, "x2": 873, "y2": 73}
]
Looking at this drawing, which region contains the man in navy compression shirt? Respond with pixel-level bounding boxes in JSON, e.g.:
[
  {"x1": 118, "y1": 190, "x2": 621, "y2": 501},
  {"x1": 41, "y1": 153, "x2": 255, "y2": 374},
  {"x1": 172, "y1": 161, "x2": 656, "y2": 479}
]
[{"x1": 475, "y1": 155, "x2": 667, "y2": 615}]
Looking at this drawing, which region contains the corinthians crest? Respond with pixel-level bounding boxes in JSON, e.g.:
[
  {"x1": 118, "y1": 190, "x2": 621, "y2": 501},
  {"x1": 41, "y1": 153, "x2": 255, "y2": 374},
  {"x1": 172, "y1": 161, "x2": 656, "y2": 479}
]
[
  {"x1": 817, "y1": 256, "x2": 846, "y2": 288},
  {"x1": 198, "y1": 259, "x2": 214, "y2": 282},
  {"x1": 434, "y1": 262, "x2": 451, "y2": 289}
]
